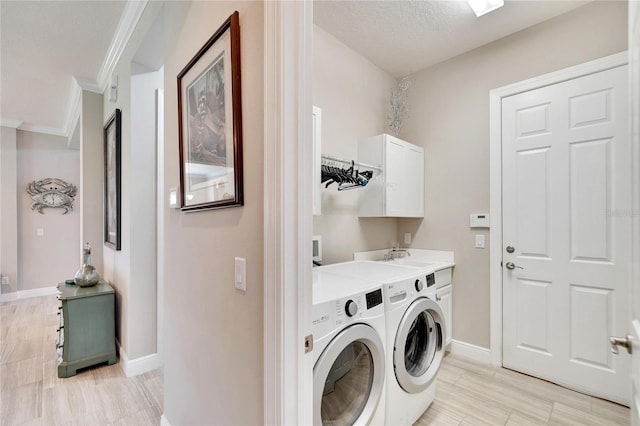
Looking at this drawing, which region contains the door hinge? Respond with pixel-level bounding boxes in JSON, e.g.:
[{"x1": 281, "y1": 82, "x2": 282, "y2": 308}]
[{"x1": 304, "y1": 334, "x2": 313, "y2": 353}]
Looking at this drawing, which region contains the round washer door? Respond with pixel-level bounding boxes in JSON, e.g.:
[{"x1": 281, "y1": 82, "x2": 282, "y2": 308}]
[
  {"x1": 393, "y1": 297, "x2": 445, "y2": 394},
  {"x1": 313, "y1": 323, "x2": 385, "y2": 426}
]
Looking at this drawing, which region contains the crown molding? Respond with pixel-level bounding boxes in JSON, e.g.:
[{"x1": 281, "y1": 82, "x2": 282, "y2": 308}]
[
  {"x1": 74, "y1": 77, "x2": 102, "y2": 94},
  {"x1": 0, "y1": 117, "x2": 67, "y2": 137},
  {"x1": 1, "y1": 119, "x2": 23, "y2": 129},
  {"x1": 64, "y1": 79, "x2": 83, "y2": 138},
  {"x1": 17, "y1": 123, "x2": 68, "y2": 137},
  {"x1": 96, "y1": 0, "x2": 149, "y2": 92},
  {"x1": 2, "y1": 1, "x2": 148, "y2": 139}
]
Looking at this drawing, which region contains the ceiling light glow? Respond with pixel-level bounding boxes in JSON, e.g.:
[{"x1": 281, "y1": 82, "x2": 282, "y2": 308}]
[{"x1": 467, "y1": 0, "x2": 504, "y2": 17}]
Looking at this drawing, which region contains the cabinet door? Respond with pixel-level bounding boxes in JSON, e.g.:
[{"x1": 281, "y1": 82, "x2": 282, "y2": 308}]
[
  {"x1": 384, "y1": 138, "x2": 405, "y2": 216},
  {"x1": 404, "y1": 146, "x2": 424, "y2": 217},
  {"x1": 437, "y1": 284, "x2": 452, "y2": 347}
]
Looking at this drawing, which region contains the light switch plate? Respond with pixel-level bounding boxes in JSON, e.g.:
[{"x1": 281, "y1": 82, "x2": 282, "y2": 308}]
[
  {"x1": 235, "y1": 257, "x2": 246, "y2": 291},
  {"x1": 404, "y1": 232, "x2": 412, "y2": 245},
  {"x1": 36, "y1": 228, "x2": 44, "y2": 237},
  {"x1": 169, "y1": 187, "x2": 179, "y2": 208},
  {"x1": 1, "y1": 276, "x2": 8, "y2": 285},
  {"x1": 475, "y1": 234, "x2": 485, "y2": 249}
]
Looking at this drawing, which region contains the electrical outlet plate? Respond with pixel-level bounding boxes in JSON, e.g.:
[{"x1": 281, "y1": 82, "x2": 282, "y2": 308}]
[{"x1": 1, "y1": 276, "x2": 9, "y2": 285}]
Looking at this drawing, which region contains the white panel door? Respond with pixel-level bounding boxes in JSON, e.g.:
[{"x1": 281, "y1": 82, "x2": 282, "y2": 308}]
[{"x1": 502, "y1": 65, "x2": 631, "y2": 405}]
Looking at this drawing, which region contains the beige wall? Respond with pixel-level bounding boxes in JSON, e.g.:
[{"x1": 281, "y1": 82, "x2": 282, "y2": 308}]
[
  {"x1": 17, "y1": 131, "x2": 80, "y2": 290},
  {"x1": 313, "y1": 26, "x2": 399, "y2": 264},
  {"x1": 162, "y1": 2, "x2": 264, "y2": 424},
  {"x1": 101, "y1": 2, "x2": 163, "y2": 361},
  {"x1": 0, "y1": 126, "x2": 18, "y2": 294},
  {"x1": 400, "y1": 0, "x2": 628, "y2": 348},
  {"x1": 80, "y1": 91, "x2": 104, "y2": 273}
]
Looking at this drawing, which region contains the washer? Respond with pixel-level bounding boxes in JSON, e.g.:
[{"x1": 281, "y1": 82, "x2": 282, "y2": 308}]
[
  {"x1": 312, "y1": 267, "x2": 387, "y2": 425},
  {"x1": 383, "y1": 270, "x2": 446, "y2": 425}
]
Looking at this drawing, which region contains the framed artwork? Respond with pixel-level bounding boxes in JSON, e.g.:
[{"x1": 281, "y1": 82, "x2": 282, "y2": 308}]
[
  {"x1": 104, "y1": 108, "x2": 121, "y2": 250},
  {"x1": 177, "y1": 11, "x2": 244, "y2": 211}
]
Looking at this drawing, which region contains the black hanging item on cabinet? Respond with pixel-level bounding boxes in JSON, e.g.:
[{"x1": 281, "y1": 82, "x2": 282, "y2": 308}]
[{"x1": 320, "y1": 155, "x2": 378, "y2": 191}]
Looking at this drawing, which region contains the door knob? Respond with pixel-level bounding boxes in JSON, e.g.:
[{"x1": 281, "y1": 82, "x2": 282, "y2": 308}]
[
  {"x1": 610, "y1": 334, "x2": 632, "y2": 355},
  {"x1": 505, "y1": 262, "x2": 523, "y2": 270},
  {"x1": 506, "y1": 246, "x2": 515, "y2": 253}
]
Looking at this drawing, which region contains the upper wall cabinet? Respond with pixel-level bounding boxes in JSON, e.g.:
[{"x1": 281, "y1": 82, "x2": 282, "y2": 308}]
[{"x1": 358, "y1": 134, "x2": 424, "y2": 218}]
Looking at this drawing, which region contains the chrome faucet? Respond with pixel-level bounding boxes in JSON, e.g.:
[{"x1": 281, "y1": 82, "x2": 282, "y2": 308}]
[{"x1": 383, "y1": 247, "x2": 411, "y2": 261}]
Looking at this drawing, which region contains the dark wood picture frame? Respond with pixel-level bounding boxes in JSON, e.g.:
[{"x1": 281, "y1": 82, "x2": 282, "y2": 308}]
[
  {"x1": 177, "y1": 11, "x2": 243, "y2": 211},
  {"x1": 104, "y1": 109, "x2": 122, "y2": 250}
]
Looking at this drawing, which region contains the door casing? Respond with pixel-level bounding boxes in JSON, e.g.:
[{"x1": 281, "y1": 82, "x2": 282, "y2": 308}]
[{"x1": 489, "y1": 51, "x2": 629, "y2": 367}]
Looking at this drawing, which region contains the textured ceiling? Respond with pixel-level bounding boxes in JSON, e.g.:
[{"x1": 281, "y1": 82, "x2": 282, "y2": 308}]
[
  {"x1": 0, "y1": 1, "x2": 126, "y2": 134},
  {"x1": 0, "y1": 0, "x2": 600, "y2": 136},
  {"x1": 314, "y1": 0, "x2": 592, "y2": 78}
]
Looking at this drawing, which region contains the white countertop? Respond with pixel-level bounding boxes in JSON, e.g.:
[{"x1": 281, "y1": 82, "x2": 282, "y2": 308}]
[
  {"x1": 312, "y1": 260, "x2": 436, "y2": 304},
  {"x1": 353, "y1": 248, "x2": 455, "y2": 271}
]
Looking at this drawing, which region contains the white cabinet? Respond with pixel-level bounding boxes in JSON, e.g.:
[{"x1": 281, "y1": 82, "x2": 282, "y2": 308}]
[
  {"x1": 358, "y1": 134, "x2": 424, "y2": 217},
  {"x1": 312, "y1": 106, "x2": 322, "y2": 216},
  {"x1": 436, "y1": 283, "x2": 452, "y2": 349}
]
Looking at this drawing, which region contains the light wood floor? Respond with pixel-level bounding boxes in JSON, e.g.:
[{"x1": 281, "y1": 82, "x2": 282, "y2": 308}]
[
  {"x1": 1, "y1": 294, "x2": 631, "y2": 425},
  {"x1": 416, "y1": 354, "x2": 630, "y2": 425},
  {"x1": 1, "y1": 295, "x2": 163, "y2": 425}
]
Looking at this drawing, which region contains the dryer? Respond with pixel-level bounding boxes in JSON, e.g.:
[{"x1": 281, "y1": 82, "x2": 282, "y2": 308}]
[
  {"x1": 383, "y1": 270, "x2": 446, "y2": 425},
  {"x1": 312, "y1": 268, "x2": 387, "y2": 425}
]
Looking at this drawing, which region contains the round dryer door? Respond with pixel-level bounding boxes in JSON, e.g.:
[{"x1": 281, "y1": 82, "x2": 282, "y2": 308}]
[
  {"x1": 313, "y1": 323, "x2": 385, "y2": 426},
  {"x1": 393, "y1": 297, "x2": 445, "y2": 394}
]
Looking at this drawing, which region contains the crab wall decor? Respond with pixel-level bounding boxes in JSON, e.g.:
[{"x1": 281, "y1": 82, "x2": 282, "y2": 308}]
[{"x1": 26, "y1": 178, "x2": 77, "y2": 214}]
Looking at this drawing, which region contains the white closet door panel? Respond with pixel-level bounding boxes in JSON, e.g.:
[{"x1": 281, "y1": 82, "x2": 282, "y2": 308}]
[
  {"x1": 502, "y1": 65, "x2": 630, "y2": 405},
  {"x1": 516, "y1": 102, "x2": 551, "y2": 138},
  {"x1": 569, "y1": 138, "x2": 612, "y2": 262},
  {"x1": 516, "y1": 147, "x2": 551, "y2": 258},
  {"x1": 569, "y1": 89, "x2": 612, "y2": 129},
  {"x1": 570, "y1": 284, "x2": 613, "y2": 370},
  {"x1": 515, "y1": 278, "x2": 552, "y2": 355}
]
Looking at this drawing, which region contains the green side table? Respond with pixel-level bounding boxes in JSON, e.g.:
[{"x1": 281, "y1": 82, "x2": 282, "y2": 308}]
[{"x1": 56, "y1": 280, "x2": 117, "y2": 378}]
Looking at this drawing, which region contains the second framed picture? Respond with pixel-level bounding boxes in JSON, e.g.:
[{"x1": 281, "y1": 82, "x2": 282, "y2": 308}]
[
  {"x1": 177, "y1": 11, "x2": 244, "y2": 211},
  {"x1": 104, "y1": 108, "x2": 121, "y2": 250}
]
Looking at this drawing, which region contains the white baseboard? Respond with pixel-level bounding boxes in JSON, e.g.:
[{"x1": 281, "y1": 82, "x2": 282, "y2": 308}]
[
  {"x1": 0, "y1": 286, "x2": 57, "y2": 303},
  {"x1": 160, "y1": 414, "x2": 172, "y2": 426},
  {"x1": 0, "y1": 292, "x2": 18, "y2": 302},
  {"x1": 449, "y1": 339, "x2": 492, "y2": 365},
  {"x1": 118, "y1": 344, "x2": 162, "y2": 377}
]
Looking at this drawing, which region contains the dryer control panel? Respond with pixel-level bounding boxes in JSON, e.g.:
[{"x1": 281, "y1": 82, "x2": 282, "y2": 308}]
[{"x1": 312, "y1": 288, "x2": 385, "y2": 340}]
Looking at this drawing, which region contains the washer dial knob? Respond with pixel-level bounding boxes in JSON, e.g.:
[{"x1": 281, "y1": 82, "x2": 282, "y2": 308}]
[
  {"x1": 345, "y1": 300, "x2": 358, "y2": 317},
  {"x1": 415, "y1": 279, "x2": 424, "y2": 292}
]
